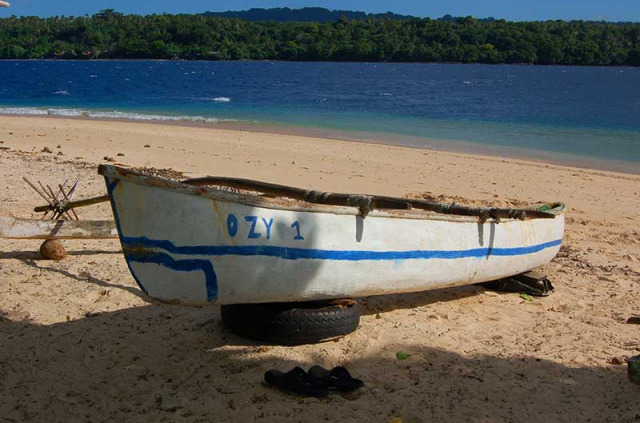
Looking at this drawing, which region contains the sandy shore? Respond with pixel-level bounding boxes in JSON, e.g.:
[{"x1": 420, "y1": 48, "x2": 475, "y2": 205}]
[{"x1": 1, "y1": 115, "x2": 639, "y2": 422}]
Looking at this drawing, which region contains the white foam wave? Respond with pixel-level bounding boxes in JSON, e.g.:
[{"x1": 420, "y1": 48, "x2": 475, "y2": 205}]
[
  {"x1": 212, "y1": 97, "x2": 231, "y2": 102},
  {"x1": 0, "y1": 107, "x2": 235, "y2": 124},
  {"x1": 0, "y1": 107, "x2": 50, "y2": 116},
  {"x1": 54, "y1": 90, "x2": 70, "y2": 96}
]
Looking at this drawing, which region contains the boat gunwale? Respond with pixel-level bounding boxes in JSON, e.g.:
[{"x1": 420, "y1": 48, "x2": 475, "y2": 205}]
[{"x1": 98, "y1": 165, "x2": 566, "y2": 223}]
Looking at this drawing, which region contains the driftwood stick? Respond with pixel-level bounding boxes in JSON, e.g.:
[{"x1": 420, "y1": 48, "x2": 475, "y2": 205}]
[
  {"x1": 67, "y1": 179, "x2": 81, "y2": 219},
  {"x1": 43, "y1": 182, "x2": 70, "y2": 220},
  {"x1": 45, "y1": 184, "x2": 62, "y2": 220},
  {"x1": 59, "y1": 184, "x2": 79, "y2": 220},
  {"x1": 58, "y1": 185, "x2": 79, "y2": 220},
  {"x1": 57, "y1": 182, "x2": 72, "y2": 218},
  {"x1": 39, "y1": 181, "x2": 53, "y2": 201},
  {"x1": 24, "y1": 177, "x2": 55, "y2": 207},
  {"x1": 47, "y1": 184, "x2": 73, "y2": 220},
  {"x1": 46, "y1": 184, "x2": 59, "y2": 203},
  {"x1": 68, "y1": 178, "x2": 80, "y2": 198},
  {"x1": 51, "y1": 210, "x2": 63, "y2": 221},
  {"x1": 34, "y1": 194, "x2": 110, "y2": 213}
]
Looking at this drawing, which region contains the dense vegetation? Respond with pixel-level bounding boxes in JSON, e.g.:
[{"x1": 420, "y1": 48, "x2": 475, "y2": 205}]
[{"x1": 0, "y1": 10, "x2": 639, "y2": 65}]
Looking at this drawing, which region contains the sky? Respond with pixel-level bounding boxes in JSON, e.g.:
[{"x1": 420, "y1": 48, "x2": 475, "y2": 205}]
[{"x1": 0, "y1": 0, "x2": 637, "y2": 22}]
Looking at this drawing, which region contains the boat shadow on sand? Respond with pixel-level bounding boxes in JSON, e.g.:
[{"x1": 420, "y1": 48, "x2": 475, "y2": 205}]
[
  {"x1": 0, "y1": 208, "x2": 630, "y2": 421},
  {"x1": 360, "y1": 285, "x2": 485, "y2": 316},
  {"x1": 1, "y1": 292, "x2": 637, "y2": 422},
  {"x1": 5, "y1": 253, "x2": 149, "y2": 301}
]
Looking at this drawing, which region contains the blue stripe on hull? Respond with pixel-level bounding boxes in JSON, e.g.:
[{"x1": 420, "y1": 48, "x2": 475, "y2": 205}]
[
  {"x1": 126, "y1": 251, "x2": 218, "y2": 301},
  {"x1": 121, "y1": 236, "x2": 562, "y2": 261}
]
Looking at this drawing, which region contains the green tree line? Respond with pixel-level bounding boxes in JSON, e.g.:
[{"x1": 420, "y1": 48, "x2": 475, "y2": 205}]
[{"x1": 0, "y1": 10, "x2": 639, "y2": 65}]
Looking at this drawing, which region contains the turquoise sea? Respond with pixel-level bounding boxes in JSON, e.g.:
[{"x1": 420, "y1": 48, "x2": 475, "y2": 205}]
[{"x1": 1, "y1": 61, "x2": 639, "y2": 173}]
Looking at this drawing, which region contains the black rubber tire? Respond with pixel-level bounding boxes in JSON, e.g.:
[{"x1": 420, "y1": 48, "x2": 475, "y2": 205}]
[{"x1": 220, "y1": 301, "x2": 361, "y2": 346}]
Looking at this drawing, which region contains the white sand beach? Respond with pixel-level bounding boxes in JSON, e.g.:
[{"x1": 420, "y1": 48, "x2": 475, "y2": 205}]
[{"x1": 1, "y1": 115, "x2": 639, "y2": 422}]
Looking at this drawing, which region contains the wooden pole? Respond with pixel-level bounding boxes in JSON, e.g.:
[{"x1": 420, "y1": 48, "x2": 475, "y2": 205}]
[
  {"x1": 24, "y1": 178, "x2": 55, "y2": 208},
  {"x1": 34, "y1": 194, "x2": 110, "y2": 213},
  {"x1": 184, "y1": 176, "x2": 558, "y2": 221},
  {"x1": 0, "y1": 216, "x2": 117, "y2": 239}
]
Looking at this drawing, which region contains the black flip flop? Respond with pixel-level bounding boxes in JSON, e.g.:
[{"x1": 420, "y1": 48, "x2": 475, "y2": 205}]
[
  {"x1": 264, "y1": 366, "x2": 329, "y2": 397},
  {"x1": 308, "y1": 365, "x2": 364, "y2": 392}
]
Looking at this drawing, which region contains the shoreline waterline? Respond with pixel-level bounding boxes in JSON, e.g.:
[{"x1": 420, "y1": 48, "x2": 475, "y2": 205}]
[{"x1": 2, "y1": 112, "x2": 638, "y2": 176}]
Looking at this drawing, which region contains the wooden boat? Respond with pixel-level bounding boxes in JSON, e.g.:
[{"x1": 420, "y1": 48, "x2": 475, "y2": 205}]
[
  {"x1": 0, "y1": 2, "x2": 10, "y2": 8},
  {"x1": 98, "y1": 165, "x2": 565, "y2": 306}
]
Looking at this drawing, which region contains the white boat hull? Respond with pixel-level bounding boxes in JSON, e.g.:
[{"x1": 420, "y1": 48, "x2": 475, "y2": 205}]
[{"x1": 101, "y1": 167, "x2": 565, "y2": 305}]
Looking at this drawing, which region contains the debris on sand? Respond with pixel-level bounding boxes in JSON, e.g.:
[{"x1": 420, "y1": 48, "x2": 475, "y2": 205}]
[
  {"x1": 130, "y1": 166, "x2": 184, "y2": 180},
  {"x1": 39, "y1": 239, "x2": 67, "y2": 261}
]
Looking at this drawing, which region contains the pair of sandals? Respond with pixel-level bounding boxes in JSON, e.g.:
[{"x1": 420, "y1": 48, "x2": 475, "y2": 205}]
[{"x1": 265, "y1": 365, "x2": 364, "y2": 397}]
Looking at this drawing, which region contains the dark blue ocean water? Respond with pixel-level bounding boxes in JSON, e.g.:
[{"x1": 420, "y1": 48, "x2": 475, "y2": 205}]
[{"x1": 1, "y1": 60, "x2": 639, "y2": 172}]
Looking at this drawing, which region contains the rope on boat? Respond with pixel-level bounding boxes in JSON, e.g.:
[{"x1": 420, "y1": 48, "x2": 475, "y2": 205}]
[
  {"x1": 346, "y1": 195, "x2": 373, "y2": 218},
  {"x1": 305, "y1": 191, "x2": 373, "y2": 217},
  {"x1": 304, "y1": 190, "x2": 330, "y2": 203}
]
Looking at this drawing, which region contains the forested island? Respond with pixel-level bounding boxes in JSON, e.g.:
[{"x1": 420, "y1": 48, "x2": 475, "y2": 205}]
[
  {"x1": 201, "y1": 7, "x2": 417, "y2": 22},
  {"x1": 0, "y1": 8, "x2": 639, "y2": 65}
]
